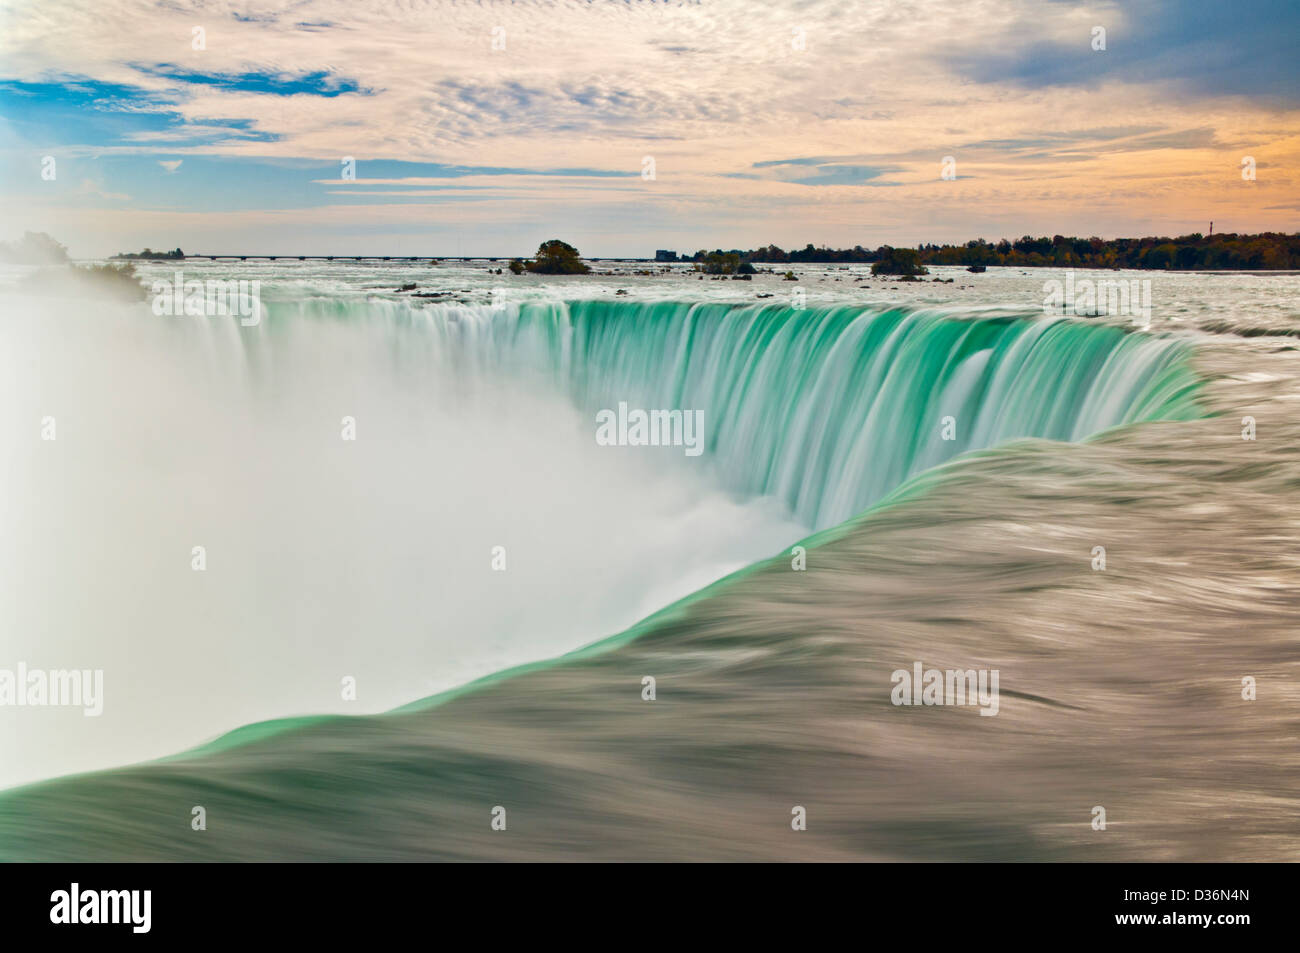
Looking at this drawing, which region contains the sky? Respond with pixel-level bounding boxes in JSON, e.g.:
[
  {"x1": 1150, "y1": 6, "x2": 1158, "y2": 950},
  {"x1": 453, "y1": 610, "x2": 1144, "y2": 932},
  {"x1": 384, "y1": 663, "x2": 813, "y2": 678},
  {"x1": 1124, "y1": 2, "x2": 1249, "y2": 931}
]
[{"x1": 0, "y1": 0, "x2": 1297, "y2": 258}]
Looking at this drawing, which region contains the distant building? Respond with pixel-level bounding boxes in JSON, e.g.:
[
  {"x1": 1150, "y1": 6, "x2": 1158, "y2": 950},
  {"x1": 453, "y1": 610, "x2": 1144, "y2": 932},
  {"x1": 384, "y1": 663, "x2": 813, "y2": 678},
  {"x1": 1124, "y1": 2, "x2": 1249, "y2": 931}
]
[{"x1": 654, "y1": 250, "x2": 679, "y2": 262}]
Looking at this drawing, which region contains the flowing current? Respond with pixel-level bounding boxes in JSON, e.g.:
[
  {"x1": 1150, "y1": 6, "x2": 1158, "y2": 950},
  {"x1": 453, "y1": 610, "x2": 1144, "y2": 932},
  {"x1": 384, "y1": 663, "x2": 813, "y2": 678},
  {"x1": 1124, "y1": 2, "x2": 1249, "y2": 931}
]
[{"x1": 0, "y1": 271, "x2": 1201, "y2": 788}]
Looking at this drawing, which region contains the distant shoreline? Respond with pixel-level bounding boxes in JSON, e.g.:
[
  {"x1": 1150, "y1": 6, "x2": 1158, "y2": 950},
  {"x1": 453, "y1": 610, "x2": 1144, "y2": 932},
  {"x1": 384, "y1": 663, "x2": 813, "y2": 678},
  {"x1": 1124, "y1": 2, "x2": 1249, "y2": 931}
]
[
  {"x1": 76, "y1": 257, "x2": 1300, "y2": 276},
  {"x1": 96, "y1": 229, "x2": 1300, "y2": 272}
]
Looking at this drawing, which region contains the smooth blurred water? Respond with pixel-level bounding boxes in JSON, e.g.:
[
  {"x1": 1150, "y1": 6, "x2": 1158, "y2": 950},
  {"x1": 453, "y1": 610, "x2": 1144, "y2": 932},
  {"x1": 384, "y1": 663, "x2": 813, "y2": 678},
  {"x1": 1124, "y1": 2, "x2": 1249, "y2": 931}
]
[
  {"x1": 0, "y1": 289, "x2": 809, "y2": 788},
  {"x1": 0, "y1": 259, "x2": 1280, "y2": 789}
]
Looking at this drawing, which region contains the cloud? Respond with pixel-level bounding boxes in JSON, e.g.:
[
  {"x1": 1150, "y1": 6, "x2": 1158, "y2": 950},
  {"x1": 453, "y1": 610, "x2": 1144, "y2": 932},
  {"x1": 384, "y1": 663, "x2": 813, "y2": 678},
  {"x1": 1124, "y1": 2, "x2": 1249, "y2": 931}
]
[
  {"x1": 158, "y1": 159, "x2": 182, "y2": 172},
  {"x1": 132, "y1": 65, "x2": 369, "y2": 98},
  {"x1": 731, "y1": 158, "x2": 903, "y2": 187},
  {"x1": 0, "y1": 0, "x2": 1295, "y2": 254},
  {"x1": 76, "y1": 178, "x2": 128, "y2": 200},
  {"x1": 949, "y1": 0, "x2": 1300, "y2": 104}
]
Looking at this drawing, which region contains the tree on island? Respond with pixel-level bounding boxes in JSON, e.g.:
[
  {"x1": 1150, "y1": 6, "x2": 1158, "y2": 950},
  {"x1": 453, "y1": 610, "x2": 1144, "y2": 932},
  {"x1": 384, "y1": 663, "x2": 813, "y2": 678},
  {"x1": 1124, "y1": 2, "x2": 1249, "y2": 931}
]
[
  {"x1": 694, "y1": 250, "x2": 742, "y2": 274},
  {"x1": 113, "y1": 247, "x2": 185, "y2": 261},
  {"x1": 870, "y1": 246, "x2": 929, "y2": 276},
  {"x1": 524, "y1": 239, "x2": 591, "y2": 274},
  {"x1": 691, "y1": 250, "x2": 755, "y2": 275}
]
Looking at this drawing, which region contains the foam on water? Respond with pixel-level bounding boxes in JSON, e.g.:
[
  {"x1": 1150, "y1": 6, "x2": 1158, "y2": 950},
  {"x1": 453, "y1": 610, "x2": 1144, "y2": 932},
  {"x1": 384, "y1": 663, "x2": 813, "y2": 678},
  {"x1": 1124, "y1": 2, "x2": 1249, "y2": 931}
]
[{"x1": 0, "y1": 273, "x2": 1202, "y2": 787}]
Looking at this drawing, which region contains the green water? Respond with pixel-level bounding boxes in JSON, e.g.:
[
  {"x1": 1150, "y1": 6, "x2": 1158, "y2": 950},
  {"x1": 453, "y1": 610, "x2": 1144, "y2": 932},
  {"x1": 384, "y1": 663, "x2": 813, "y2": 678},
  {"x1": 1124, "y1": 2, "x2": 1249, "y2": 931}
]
[
  {"x1": 484, "y1": 300, "x2": 1202, "y2": 527},
  {"x1": 0, "y1": 300, "x2": 1208, "y2": 859}
]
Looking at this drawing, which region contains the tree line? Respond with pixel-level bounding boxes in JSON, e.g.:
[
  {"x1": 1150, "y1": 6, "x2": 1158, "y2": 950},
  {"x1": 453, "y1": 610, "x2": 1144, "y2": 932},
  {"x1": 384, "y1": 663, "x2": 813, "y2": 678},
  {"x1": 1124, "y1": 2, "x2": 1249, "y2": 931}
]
[{"x1": 688, "y1": 232, "x2": 1300, "y2": 270}]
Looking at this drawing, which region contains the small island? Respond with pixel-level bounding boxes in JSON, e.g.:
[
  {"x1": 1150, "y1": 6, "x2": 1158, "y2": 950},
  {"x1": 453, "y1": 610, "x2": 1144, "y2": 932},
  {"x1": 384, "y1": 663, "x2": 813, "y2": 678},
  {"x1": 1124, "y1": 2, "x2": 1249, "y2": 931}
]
[
  {"x1": 869, "y1": 246, "x2": 929, "y2": 277},
  {"x1": 691, "y1": 251, "x2": 756, "y2": 276},
  {"x1": 510, "y1": 239, "x2": 591, "y2": 275},
  {"x1": 112, "y1": 247, "x2": 186, "y2": 261}
]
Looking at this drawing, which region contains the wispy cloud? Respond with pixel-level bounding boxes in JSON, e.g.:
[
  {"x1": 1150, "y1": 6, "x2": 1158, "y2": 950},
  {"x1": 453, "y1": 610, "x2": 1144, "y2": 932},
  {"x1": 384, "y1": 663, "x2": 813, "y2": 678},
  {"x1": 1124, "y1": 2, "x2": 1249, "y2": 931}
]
[{"x1": 0, "y1": 0, "x2": 1294, "y2": 255}]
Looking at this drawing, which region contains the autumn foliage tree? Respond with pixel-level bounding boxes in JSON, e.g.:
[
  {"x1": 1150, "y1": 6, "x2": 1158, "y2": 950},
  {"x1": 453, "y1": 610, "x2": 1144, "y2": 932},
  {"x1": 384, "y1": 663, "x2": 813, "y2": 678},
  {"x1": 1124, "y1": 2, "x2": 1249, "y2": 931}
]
[{"x1": 526, "y1": 239, "x2": 591, "y2": 274}]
